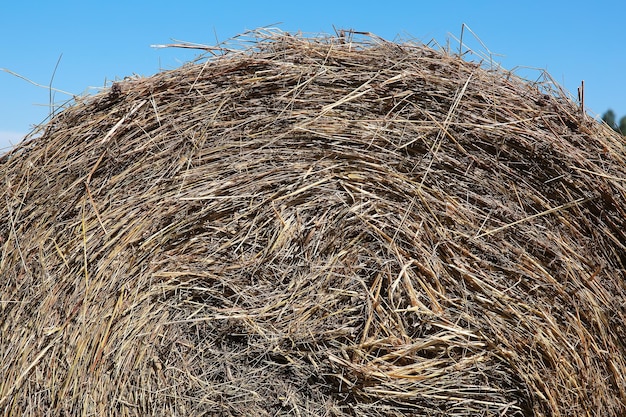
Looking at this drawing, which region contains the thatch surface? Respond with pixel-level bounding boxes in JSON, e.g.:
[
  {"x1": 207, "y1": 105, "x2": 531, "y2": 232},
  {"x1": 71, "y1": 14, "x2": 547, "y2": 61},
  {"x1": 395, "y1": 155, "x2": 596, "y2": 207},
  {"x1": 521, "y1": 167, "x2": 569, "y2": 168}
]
[{"x1": 1, "y1": 29, "x2": 626, "y2": 416}]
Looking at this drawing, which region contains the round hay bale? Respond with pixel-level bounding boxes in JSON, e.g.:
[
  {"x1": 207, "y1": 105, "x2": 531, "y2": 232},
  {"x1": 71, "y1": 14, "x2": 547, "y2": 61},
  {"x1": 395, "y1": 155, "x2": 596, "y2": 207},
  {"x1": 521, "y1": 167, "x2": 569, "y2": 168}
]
[{"x1": 1, "y1": 29, "x2": 626, "y2": 416}]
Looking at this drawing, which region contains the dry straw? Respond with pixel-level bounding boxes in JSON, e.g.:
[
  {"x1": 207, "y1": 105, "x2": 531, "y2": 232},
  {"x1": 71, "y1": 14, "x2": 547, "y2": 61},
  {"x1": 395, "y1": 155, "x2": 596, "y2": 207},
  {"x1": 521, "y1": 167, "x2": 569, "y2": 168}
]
[{"x1": 1, "y1": 28, "x2": 626, "y2": 416}]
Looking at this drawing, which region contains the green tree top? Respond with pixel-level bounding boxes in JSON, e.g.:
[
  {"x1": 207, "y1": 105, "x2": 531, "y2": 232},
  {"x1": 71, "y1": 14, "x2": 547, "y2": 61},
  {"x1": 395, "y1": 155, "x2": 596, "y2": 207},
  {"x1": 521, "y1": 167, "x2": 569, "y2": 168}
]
[{"x1": 602, "y1": 109, "x2": 626, "y2": 135}]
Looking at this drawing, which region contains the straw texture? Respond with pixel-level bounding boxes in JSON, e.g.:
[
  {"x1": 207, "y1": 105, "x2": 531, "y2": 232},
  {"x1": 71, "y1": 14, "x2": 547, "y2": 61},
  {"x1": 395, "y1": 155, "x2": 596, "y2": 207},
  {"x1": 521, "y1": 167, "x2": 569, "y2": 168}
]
[{"x1": 1, "y1": 29, "x2": 626, "y2": 416}]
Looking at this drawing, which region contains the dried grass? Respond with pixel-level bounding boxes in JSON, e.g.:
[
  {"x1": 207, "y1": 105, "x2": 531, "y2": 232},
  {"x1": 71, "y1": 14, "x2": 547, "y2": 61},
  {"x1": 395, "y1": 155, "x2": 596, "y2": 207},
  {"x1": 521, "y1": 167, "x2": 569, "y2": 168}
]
[{"x1": 1, "y1": 29, "x2": 626, "y2": 416}]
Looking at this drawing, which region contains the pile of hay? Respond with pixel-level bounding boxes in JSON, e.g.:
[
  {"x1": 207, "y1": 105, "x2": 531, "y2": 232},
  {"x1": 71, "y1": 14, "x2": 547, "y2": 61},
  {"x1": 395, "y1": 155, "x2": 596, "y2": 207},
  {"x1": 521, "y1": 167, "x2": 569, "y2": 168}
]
[{"x1": 1, "y1": 29, "x2": 625, "y2": 416}]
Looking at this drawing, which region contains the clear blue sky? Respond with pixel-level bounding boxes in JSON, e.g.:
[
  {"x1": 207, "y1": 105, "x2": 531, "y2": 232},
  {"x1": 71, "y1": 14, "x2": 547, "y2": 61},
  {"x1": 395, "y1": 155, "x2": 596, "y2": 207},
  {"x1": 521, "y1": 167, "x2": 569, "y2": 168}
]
[{"x1": 1, "y1": 0, "x2": 624, "y2": 153}]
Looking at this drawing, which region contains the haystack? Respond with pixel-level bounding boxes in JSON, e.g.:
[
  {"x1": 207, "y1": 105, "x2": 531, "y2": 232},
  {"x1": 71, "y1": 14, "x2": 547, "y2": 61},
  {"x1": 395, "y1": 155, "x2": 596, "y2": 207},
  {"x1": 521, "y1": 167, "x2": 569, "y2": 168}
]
[{"x1": 1, "y1": 29, "x2": 625, "y2": 417}]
